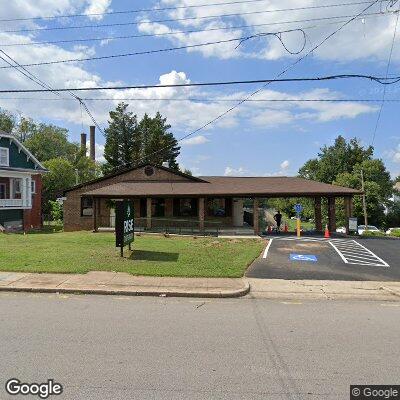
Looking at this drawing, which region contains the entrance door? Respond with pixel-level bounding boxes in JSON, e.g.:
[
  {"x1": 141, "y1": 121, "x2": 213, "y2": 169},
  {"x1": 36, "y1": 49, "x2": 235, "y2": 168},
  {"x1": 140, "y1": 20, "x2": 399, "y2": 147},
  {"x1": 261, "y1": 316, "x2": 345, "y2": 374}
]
[
  {"x1": 0, "y1": 183, "x2": 6, "y2": 199},
  {"x1": 233, "y1": 199, "x2": 244, "y2": 227}
]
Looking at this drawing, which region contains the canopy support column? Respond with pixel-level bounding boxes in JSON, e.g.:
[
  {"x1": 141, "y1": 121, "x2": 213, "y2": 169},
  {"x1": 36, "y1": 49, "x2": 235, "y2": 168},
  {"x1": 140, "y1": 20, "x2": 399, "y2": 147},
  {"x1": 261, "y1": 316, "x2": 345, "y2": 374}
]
[
  {"x1": 344, "y1": 196, "x2": 353, "y2": 234},
  {"x1": 328, "y1": 197, "x2": 336, "y2": 233},
  {"x1": 146, "y1": 197, "x2": 152, "y2": 229},
  {"x1": 198, "y1": 197, "x2": 205, "y2": 231},
  {"x1": 253, "y1": 198, "x2": 259, "y2": 235},
  {"x1": 314, "y1": 197, "x2": 322, "y2": 232},
  {"x1": 92, "y1": 197, "x2": 98, "y2": 232}
]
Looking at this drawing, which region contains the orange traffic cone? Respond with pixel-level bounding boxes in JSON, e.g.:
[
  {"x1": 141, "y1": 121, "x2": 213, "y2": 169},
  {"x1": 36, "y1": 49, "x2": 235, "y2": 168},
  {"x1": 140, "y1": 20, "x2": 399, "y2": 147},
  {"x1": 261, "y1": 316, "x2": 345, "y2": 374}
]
[
  {"x1": 324, "y1": 224, "x2": 330, "y2": 238},
  {"x1": 267, "y1": 225, "x2": 272, "y2": 234}
]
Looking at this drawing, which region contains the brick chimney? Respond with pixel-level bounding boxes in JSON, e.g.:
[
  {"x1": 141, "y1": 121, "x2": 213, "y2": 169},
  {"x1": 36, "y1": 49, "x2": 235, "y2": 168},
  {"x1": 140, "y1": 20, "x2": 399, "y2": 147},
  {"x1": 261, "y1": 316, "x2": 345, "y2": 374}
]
[
  {"x1": 80, "y1": 133, "x2": 87, "y2": 155},
  {"x1": 89, "y1": 125, "x2": 95, "y2": 161}
]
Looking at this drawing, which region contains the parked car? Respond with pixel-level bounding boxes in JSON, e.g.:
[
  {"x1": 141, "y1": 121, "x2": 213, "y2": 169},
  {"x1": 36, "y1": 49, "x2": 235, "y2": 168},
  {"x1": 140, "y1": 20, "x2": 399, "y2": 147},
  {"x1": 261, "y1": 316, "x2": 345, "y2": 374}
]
[
  {"x1": 357, "y1": 225, "x2": 380, "y2": 235},
  {"x1": 336, "y1": 227, "x2": 346, "y2": 234},
  {"x1": 386, "y1": 227, "x2": 400, "y2": 235}
]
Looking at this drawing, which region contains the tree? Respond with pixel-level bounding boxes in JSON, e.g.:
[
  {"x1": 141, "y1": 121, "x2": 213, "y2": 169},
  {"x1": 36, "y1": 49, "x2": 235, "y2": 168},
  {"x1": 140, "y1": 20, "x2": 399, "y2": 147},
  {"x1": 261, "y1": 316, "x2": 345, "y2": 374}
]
[
  {"x1": 103, "y1": 104, "x2": 181, "y2": 173},
  {"x1": 299, "y1": 136, "x2": 394, "y2": 227},
  {"x1": 42, "y1": 158, "x2": 76, "y2": 213},
  {"x1": 15, "y1": 117, "x2": 37, "y2": 142},
  {"x1": 73, "y1": 150, "x2": 102, "y2": 184},
  {"x1": 24, "y1": 123, "x2": 79, "y2": 163},
  {"x1": 299, "y1": 136, "x2": 373, "y2": 183},
  {"x1": 0, "y1": 109, "x2": 16, "y2": 133},
  {"x1": 103, "y1": 103, "x2": 140, "y2": 174}
]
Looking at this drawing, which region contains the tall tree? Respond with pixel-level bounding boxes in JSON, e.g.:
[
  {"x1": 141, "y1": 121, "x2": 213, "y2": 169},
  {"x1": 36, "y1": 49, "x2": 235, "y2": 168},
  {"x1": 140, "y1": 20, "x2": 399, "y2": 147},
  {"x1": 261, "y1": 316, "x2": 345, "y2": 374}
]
[{"x1": 103, "y1": 103, "x2": 140, "y2": 174}]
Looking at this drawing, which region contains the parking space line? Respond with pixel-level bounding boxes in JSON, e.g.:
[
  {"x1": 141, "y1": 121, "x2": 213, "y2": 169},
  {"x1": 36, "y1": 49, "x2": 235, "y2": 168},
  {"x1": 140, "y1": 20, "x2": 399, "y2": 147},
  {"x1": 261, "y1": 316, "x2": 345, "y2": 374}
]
[
  {"x1": 329, "y1": 239, "x2": 389, "y2": 268},
  {"x1": 262, "y1": 238, "x2": 274, "y2": 259}
]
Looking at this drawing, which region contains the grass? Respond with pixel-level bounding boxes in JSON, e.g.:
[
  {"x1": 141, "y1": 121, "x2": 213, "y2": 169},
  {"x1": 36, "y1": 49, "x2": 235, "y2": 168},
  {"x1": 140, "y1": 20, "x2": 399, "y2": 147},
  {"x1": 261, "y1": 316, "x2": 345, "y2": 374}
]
[{"x1": 0, "y1": 231, "x2": 265, "y2": 278}]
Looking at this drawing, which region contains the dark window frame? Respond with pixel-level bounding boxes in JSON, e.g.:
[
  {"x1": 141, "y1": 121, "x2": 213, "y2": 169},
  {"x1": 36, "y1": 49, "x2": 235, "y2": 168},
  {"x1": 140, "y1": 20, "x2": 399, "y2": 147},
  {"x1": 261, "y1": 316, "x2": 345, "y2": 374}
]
[{"x1": 81, "y1": 196, "x2": 94, "y2": 217}]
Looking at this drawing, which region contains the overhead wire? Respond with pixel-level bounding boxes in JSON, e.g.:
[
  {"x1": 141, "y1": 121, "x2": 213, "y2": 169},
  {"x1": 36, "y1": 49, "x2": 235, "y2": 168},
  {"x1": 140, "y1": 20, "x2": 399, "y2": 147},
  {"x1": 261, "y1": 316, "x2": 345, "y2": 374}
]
[
  {"x1": 371, "y1": 3, "x2": 400, "y2": 144},
  {"x1": 0, "y1": 0, "x2": 383, "y2": 22}
]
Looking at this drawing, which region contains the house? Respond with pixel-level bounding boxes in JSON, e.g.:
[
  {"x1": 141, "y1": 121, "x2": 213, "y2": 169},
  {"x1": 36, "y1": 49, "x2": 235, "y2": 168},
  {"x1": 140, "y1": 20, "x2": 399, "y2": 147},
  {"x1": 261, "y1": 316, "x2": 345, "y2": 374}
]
[
  {"x1": 0, "y1": 131, "x2": 47, "y2": 231},
  {"x1": 63, "y1": 163, "x2": 360, "y2": 235}
]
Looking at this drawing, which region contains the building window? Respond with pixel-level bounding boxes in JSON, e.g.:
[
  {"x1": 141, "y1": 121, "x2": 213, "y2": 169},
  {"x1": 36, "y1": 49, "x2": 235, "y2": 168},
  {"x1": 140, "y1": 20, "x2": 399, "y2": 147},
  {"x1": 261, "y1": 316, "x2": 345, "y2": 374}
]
[
  {"x1": 0, "y1": 147, "x2": 9, "y2": 166},
  {"x1": 0, "y1": 183, "x2": 5, "y2": 199},
  {"x1": 81, "y1": 197, "x2": 93, "y2": 217},
  {"x1": 14, "y1": 178, "x2": 21, "y2": 194},
  {"x1": 152, "y1": 198, "x2": 165, "y2": 217},
  {"x1": 31, "y1": 180, "x2": 36, "y2": 194},
  {"x1": 173, "y1": 198, "x2": 198, "y2": 217}
]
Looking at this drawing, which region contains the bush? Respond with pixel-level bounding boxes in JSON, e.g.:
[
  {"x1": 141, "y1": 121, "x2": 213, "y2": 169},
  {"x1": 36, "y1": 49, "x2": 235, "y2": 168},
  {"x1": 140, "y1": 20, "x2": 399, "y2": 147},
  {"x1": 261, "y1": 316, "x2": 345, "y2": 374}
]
[
  {"x1": 389, "y1": 229, "x2": 400, "y2": 237},
  {"x1": 49, "y1": 200, "x2": 63, "y2": 222},
  {"x1": 361, "y1": 230, "x2": 385, "y2": 237}
]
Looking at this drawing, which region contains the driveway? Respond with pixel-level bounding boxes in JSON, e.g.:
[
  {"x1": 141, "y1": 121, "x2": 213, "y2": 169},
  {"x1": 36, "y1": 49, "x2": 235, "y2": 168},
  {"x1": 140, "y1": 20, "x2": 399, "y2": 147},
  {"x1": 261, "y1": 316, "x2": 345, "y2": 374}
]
[{"x1": 246, "y1": 236, "x2": 400, "y2": 281}]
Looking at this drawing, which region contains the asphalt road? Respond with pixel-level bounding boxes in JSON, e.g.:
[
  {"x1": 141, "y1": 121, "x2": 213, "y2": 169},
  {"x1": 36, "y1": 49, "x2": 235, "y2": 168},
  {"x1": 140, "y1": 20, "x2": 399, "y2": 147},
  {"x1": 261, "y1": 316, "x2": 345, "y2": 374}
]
[
  {"x1": 247, "y1": 237, "x2": 400, "y2": 281},
  {"x1": 1, "y1": 293, "x2": 399, "y2": 400}
]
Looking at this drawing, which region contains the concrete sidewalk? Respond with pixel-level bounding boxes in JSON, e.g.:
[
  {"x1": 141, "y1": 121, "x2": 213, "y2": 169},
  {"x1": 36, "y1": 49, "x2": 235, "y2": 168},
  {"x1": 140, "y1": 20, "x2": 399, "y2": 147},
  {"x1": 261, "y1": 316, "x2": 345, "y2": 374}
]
[
  {"x1": 247, "y1": 278, "x2": 400, "y2": 301},
  {"x1": 0, "y1": 271, "x2": 249, "y2": 298}
]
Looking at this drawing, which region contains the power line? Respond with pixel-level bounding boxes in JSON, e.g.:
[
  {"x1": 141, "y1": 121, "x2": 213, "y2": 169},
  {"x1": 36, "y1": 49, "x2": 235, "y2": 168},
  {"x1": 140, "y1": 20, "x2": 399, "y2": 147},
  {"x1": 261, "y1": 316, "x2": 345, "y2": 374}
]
[
  {"x1": 0, "y1": 74, "x2": 398, "y2": 94},
  {"x1": 371, "y1": 5, "x2": 400, "y2": 144},
  {"x1": 105, "y1": 0, "x2": 383, "y2": 169},
  {"x1": 0, "y1": 11, "x2": 390, "y2": 48},
  {"x1": 0, "y1": 0, "x2": 380, "y2": 22},
  {"x1": 0, "y1": 97, "x2": 398, "y2": 102},
  {"x1": 0, "y1": 48, "x2": 105, "y2": 134},
  {"x1": 3, "y1": 7, "x2": 387, "y2": 34}
]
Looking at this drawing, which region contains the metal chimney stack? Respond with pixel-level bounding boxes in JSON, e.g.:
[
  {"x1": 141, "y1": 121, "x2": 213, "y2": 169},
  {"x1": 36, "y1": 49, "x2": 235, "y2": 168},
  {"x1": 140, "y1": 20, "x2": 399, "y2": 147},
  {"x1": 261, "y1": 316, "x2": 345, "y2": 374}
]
[
  {"x1": 80, "y1": 133, "x2": 87, "y2": 155},
  {"x1": 89, "y1": 125, "x2": 95, "y2": 161}
]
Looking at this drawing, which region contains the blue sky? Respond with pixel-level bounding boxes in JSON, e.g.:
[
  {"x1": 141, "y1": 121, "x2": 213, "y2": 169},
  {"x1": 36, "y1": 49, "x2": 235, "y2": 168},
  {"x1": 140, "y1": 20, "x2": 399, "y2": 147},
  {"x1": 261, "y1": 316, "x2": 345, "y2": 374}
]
[{"x1": 0, "y1": 0, "x2": 399, "y2": 178}]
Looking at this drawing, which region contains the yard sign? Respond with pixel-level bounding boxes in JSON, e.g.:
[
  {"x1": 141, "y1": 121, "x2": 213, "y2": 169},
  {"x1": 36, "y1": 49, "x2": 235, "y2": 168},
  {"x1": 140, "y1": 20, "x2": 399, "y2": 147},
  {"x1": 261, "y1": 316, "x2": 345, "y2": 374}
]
[{"x1": 115, "y1": 200, "x2": 134, "y2": 257}]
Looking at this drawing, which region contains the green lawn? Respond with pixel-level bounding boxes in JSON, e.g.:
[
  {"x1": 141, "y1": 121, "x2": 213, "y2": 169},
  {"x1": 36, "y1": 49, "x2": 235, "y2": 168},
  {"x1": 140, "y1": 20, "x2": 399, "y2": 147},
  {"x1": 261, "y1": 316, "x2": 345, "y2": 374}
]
[{"x1": 0, "y1": 231, "x2": 264, "y2": 278}]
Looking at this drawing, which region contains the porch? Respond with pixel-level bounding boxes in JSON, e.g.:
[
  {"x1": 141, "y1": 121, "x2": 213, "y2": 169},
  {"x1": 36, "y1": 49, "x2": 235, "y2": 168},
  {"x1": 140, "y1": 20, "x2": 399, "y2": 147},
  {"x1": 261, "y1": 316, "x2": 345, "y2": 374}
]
[{"x1": 0, "y1": 172, "x2": 33, "y2": 209}]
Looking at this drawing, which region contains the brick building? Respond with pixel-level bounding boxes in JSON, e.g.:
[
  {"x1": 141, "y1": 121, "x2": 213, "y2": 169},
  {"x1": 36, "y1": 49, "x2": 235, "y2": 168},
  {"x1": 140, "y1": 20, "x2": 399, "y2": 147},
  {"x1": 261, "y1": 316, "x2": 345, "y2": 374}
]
[
  {"x1": 0, "y1": 131, "x2": 46, "y2": 231},
  {"x1": 63, "y1": 163, "x2": 360, "y2": 235}
]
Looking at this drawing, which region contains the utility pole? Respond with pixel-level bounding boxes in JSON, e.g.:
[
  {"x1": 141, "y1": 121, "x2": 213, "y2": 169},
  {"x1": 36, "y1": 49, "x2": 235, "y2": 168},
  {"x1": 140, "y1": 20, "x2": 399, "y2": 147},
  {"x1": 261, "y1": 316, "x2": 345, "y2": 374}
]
[{"x1": 361, "y1": 169, "x2": 368, "y2": 228}]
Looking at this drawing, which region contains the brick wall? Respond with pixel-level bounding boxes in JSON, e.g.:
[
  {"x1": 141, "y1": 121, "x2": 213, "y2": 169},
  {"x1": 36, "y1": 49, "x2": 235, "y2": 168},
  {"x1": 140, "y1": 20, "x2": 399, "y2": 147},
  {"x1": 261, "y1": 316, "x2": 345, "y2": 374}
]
[
  {"x1": 64, "y1": 165, "x2": 192, "y2": 231},
  {"x1": 23, "y1": 174, "x2": 42, "y2": 230}
]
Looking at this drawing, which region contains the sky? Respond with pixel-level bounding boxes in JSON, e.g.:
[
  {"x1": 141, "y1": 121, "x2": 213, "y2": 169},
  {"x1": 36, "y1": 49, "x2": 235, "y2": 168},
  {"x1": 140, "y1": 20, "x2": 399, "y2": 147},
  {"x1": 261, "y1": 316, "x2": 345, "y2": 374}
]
[{"x1": 0, "y1": 0, "x2": 399, "y2": 178}]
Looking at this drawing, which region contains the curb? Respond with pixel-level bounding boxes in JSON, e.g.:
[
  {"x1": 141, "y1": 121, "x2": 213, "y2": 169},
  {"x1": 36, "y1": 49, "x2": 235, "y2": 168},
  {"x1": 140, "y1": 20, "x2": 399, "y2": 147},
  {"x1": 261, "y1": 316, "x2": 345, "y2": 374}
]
[{"x1": 0, "y1": 281, "x2": 250, "y2": 299}]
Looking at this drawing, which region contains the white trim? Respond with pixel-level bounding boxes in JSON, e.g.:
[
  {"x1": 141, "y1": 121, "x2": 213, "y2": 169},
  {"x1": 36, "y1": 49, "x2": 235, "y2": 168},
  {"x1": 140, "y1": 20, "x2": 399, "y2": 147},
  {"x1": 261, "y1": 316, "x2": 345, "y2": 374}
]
[
  {"x1": 0, "y1": 147, "x2": 9, "y2": 166},
  {"x1": 0, "y1": 132, "x2": 46, "y2": 170},
  {"x1": 31, "y1": 180, "x2": 36, "y2": 194}
]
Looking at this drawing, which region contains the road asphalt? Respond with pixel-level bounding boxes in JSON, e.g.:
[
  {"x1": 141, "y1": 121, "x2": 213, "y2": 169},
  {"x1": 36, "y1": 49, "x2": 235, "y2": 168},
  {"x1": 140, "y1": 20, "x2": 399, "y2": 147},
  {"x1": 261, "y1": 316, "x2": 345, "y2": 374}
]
[{"x1": 0, "y1": 292, "x2": 399, "y2": 400}]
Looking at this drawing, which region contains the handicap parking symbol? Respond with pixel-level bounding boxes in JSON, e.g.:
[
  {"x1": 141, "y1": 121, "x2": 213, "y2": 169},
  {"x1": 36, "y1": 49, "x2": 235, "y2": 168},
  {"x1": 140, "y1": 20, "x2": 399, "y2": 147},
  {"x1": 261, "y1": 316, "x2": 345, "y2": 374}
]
[{"x1": 290, "y1": 254, "x2": 318, "y2": 262}]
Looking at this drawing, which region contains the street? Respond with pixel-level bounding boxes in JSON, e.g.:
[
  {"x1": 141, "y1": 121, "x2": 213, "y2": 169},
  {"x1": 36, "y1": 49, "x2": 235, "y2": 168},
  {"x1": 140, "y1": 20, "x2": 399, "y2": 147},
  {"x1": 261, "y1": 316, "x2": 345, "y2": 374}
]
[{"x1": 0, "y1": 293, "x2": 399, "y2": 400}]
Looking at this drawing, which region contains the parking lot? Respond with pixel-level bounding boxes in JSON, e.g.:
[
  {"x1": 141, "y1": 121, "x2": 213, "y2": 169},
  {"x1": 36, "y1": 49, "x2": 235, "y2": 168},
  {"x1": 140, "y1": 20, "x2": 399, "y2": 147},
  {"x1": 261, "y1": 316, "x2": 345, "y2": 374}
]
[{"x1": 246, "y1": 236, "x2": 400, "y2": 281}]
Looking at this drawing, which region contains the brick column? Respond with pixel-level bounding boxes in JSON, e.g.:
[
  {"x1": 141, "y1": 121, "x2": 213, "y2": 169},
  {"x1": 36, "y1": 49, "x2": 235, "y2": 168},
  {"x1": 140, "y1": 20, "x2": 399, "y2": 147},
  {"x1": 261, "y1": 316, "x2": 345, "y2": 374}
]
[
  {"x1": 165, "y1": 198, "x2": 173, "y2": 218},
  {"x1": 198, "y1": 197, "x2": 205, "y2": 231},
  {"x1": 253, "y1": 198, "x2": 259, "y2": 235},
  {"x1": 146, "y1": 197, "x2": 152, "y2": 229},
  {"x1": 92, "y1": 197, "x2": 98, "y2": 232},
  {"x1": 344, "y1": 196, "x2": 353, "y2": 234},
  {"x1": 314, "y1": 197, "x2": 322, "y2": 232},
  {"x1": 327, "y1": 197, "x2": 336, "y2": 233}
]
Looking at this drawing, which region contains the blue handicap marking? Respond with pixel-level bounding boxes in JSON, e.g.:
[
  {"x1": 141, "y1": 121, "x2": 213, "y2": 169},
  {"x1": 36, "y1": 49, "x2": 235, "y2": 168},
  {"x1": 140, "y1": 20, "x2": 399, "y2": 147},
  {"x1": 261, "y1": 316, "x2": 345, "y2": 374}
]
[{"x1": 290, "y1": 254, "x2": 318, "y2": 262}]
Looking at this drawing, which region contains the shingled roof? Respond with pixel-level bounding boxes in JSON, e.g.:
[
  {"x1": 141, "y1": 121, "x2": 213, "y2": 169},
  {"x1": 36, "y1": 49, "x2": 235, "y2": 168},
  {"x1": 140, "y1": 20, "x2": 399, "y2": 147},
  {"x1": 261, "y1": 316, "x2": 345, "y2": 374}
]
[{"x1": 83, "y1": 175, "x2": 361, "y2": 198}]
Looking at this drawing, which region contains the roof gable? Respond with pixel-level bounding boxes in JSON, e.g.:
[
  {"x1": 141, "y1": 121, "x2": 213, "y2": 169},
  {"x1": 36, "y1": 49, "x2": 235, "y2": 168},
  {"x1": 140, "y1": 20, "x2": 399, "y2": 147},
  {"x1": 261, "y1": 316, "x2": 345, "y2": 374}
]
[
  {"x1": 64, "y1": 163, "x2": 206, "y2": 193},
  {"x1": 0, "y1": 131, "x2": 46, "y2": 171}
]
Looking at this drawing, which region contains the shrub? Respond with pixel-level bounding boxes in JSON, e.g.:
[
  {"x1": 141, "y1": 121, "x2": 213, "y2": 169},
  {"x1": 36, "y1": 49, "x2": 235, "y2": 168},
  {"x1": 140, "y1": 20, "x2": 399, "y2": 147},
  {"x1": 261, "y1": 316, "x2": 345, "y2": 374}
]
[{"x1": 361, "y1": 230, "x2": 385, "y2": 237}]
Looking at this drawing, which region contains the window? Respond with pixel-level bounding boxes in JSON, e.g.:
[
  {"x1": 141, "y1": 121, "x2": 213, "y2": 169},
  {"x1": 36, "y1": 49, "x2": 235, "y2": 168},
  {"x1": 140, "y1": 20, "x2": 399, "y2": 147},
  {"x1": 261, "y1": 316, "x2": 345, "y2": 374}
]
[
  {"x1": 0, "y1": 183, "x2": 5, "y2": 199},
  {"x1": 151, "y1": 198, "x2": 165, "y2": 217},
  {"x1": 0, "y1": 147, "x2": 9, "y2": 166},
  {"x1": 14, "y1": 179, "x2": 21, "y2": 194},
  {"x1": 173, "y1": 198, "x2": 198, "y2": 217},
  {"x1": 31, "y1": 180, "x2": 36, "y2": 194},
  {"x1": 81, "y1": 197, "x2": 93, "y2": 217}
]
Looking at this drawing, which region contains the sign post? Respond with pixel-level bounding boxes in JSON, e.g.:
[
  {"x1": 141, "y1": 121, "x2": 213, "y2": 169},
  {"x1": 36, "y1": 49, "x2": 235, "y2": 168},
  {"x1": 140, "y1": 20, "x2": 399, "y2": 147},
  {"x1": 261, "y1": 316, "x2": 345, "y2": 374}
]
[
  {"x1": 294, "y1": 203, "x2": 303, "y2": 238},
  {"x1": 115, "y1": 200, "x2": 134, "y2": 257}
]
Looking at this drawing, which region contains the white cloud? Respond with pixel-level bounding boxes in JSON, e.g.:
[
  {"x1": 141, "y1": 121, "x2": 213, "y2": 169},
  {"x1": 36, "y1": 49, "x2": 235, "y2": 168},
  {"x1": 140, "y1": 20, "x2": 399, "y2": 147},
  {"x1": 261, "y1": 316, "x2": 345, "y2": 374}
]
[
  {"x1": 388, "y1": 144, "x2": 400, "y2": 163},
  {"x1": 224, "y1": 166, "x2": 248, "y2": 176},
  {"x1": 84, "y1": 0, "x2": 112, "y2": 20},
  {"x1": 280, "y1": 160, "x2": 290, "y2": 170},
  {"x1": 181, "y1": 135, "x2": 210, "y2": 146},
  {"x1": 140, "y1": 0, "x2": 400, "y2": 63}
]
